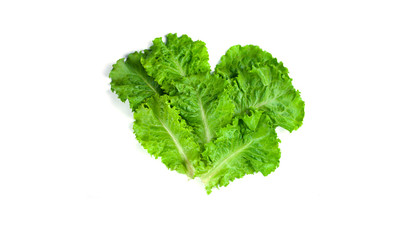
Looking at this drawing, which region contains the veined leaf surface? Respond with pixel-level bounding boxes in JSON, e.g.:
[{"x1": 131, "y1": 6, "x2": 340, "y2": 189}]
[
  {"x1": 142, "y1": 33, "x2": 211, "y2": 94},
  {"x1": 215, "y1": 45, "x2": 305, "y2": 132},
  {"x1": 110, "y1": 51, "x2": 162, "y2": 111},
  {"x1": 133, "y1": 95, "x2": 202, "y2": 177},
  {"x1": 199, "y1": 111, "x2": 281, "y2": 193},
  {"x1": 143, "y1": 34, "x2": 234, "y2": 146},
  {"x1": 170, "y1": 73, "x2": 235, "y2": 146}
]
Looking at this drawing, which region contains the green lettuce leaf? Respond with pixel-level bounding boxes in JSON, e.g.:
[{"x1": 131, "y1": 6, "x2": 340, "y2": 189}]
[
  {"x1": 141, "y1": 33, "x2": 211, "y2": 93},
  {"x1": 133, "y1": 95, "x2": 202, "y2": 177},
  {"x1": 142, "y1": 34, "x2": 234, "y2": 146},
  {"x1": 110, "y1": 51, "x2": 162, "y2": 111},
  {"x1": 198, "y1": 111, "x2": 281, "y2": 193},
  {"x1": 109, "y1": 34, "x2": 305, "y2": 194},
  {"x1": 215, "y1": 45, "x2": 305, "y2": 132},
  {"x1": 170, "y1": 73, "x2": 235, "y2": 146}
]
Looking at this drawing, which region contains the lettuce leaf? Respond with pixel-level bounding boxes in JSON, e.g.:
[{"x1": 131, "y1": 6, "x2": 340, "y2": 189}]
[
  {"x1": 142, "y1": 34, "x2": 235, "y2": 146},
  {"x1": 109, "y1": 34, "x2": 305, "y2": 193},
  {"x1": 215, "y1": 45, "x2": 305, "y2": 132},
  {"x1": 169, "y1": 73, "x2": 235, "y2": 146},
  {"x1": 142, "y1": 33, "x2": 211, "y2": 94},
  {"x1": 109, "y1": 51, "x2": 162, "y2": 111},
  {"x1": 133, "y1": 95, "x2": 202, "y2": 177},
  {"x1": 198, "y1": 111, "x2": 281, "y2": 193}
]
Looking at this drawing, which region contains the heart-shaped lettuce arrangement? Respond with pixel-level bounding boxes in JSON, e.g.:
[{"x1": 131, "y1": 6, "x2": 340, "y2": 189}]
[{"x1": 109, "y1": 33, "x2": 305, "y2": 193}]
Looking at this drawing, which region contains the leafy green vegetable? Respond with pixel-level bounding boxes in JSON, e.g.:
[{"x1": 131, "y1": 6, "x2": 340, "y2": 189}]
[
  {"x1": 215, "y1": 45, "x2": 305, "y2": 132},
  {"x1": 167, "y1": 73, "x2": 235, "y2": 146},
  {"x1": 133, "y1": 95, "x2": 202, "y2": 177},
  {"x1": 109, "y1": 34, "x2": 305, "y2": 193},
  {"x1": 199, "y1": 111, "x2": 281, "y2": 193},
  {"x1": 110, "y1": 51, "x2": 162, "y2": 111},
  {"x1": 142, "y1": 34, "x2": 235, "y2": 146},
  {"x1": 142, "y1": 33, "x2": 211, "y2": 94}
]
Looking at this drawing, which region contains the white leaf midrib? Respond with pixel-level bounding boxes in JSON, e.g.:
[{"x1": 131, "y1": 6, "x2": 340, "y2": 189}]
[
  {"x1": 198, "y1": 97, "x2": 212, "y2": 144},
  {"x1": 201, "y1": 140, "x2": 253, "y2": 183},
  {"x1": 155, "y1": 114, "x2": 194, "y2": 177}
]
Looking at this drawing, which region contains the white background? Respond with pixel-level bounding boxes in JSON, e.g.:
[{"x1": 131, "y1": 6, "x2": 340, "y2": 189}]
[{"x1": 1, "y1": 0, "x2": 404, "y2": 239}]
